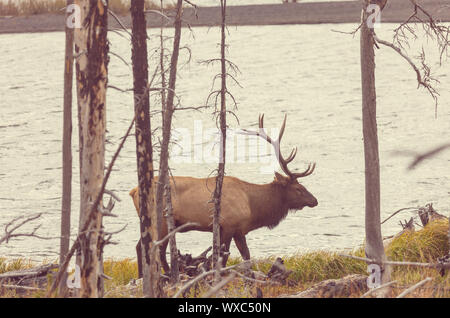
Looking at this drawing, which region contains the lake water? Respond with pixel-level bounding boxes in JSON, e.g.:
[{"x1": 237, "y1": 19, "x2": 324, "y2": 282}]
[{"x1": 0, "y1": 23, "x2": 449, "y2": 263}]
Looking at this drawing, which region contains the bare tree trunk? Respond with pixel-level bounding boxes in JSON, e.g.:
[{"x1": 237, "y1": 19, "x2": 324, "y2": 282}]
[
  {"x1": 159, "y1": 0, "x2": 179, "y2": 284},
  {"x1": 159, "y1": 0, "x2": 179, "y2": 285},
  {"x1": 164, "y1": 183, "x2": 177, "y2": 282},
  {"x1": 155, "y1": 0, "x2": 183, "y2": 283},
  {"x1": 74, "y1": 0, "x2": 109, "y2": 298},
  {"x1": 360, "y1": 1, "x2": 391, "y2": 297},
  {"x1": 212, "y1": 0, "x2": 228, "y2": 281},
  {"x1": 96, "y1": 238, "x2": 105, "y2": 297},
  {"x1": 130, "y1": 0, "x2": 162, "y2": 298},
  {"x1": 159, "y1": 0, "x2": 167, "y2": 113},
  {"x1": 58, "y1": 0, "x2": 74, "y2": 298},
  {"x1": 75, "y1": 0, "x2": 85, "y2": 292}
]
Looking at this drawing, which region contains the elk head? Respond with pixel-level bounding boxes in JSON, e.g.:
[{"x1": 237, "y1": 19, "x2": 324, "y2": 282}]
[{"x1": 242, "y1": 113, "x2": 318, "y2": 210}]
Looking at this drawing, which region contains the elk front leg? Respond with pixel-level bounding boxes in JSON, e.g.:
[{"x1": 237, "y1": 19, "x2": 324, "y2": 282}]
[
  {"x1": 136, "y1": 239, "x2": 143, "y2": 279},
  {"x1": 233, "y1": 233, "x2": 250, "y2": 261},
  {"x1": 160, "y1": 239, "x2": 171, "y2": 274}
]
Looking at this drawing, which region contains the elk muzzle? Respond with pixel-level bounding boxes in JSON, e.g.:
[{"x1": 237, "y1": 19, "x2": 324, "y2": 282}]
[
  {"x1": 308, "y1": 196, "x2": 318, "y2": 208},
  {"x1": 305, "y1": 191, "x2": 318, "y2": 208}
]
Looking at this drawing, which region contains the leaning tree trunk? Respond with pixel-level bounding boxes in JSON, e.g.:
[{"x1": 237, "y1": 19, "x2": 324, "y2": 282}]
[
  {"x1": 212, "y1": 0, "x2": 228, "y2": 281},
  {"x1": 158, "y1": 0, "x2": 179, "y2": 284},
  {"x1": 360, "y1": 0, "x2": 391, "y2": 296},
  {"x1": 59, "y1": 0, "x2": 75, "y2": 297},
  {"x1": 130, "y1": 0, "x2": 162, "y2": 298},
  {"x1": 155, "y1": 0, "x2": 183, "y2": 284},
  {"x1": 74, "y1": 0, "x2": 109, "y2": 298}
]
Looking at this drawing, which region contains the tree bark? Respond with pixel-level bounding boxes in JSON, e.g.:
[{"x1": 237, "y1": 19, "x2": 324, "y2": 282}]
[
  {"x1": 59, "y1": 0, "x2": 74, "y2": 298},
  {"x1": 360, "y1": 0, "x2": 391, "y2": 297},
  {"x1": 212, "y1": 0, "x2": 228, "y2": 280},
  {"x1": 74, "y1": 0, "x2": 109, "y2": 298},
  {"x1": 155, "y1": 0, "x2": 183, "y2": 283},
  {"x1": 160, "y1": 0, "x2": 180, "y2": 285},
  {"x1": 130, "y1": 0, "x2": 162, "y2": 298}
]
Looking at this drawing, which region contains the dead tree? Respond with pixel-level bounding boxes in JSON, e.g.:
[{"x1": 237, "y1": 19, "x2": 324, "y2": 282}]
[
  {"x1": 199, "y1": 0, "x2": 240, "y2": 279},
  {"x1": 155, "y1": 0, "x2": 184, "y2": 284},
  {"x1": 47, "y1": 117, "x2": 135, "y2": 297},
  {"x1": 356, "y1": 0, "x2": 450, "y2": 296},
  {"x1": 211, "y1": 0, "x2": 228, "y2": 281},
  {"x1": 360, "y1": 0, "x2": 391, "y2": 296},
  {"x1": 130, "y1": 0, "x2": 163, "y2": 298},
  {"x1": 160, "y1": 0, "x2": 180, "y2": 286},
  {"x1": 74, "y1": 0, "x2": 109, "y2": 298},
  {"x1": 378, "y1": 0, "x2": 450, "y2": 268},
  {"x1": 59, "y1": 0, "x2": 74, "y2": 297}
]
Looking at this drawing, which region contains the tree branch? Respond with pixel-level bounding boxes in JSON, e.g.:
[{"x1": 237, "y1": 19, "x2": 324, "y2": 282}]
[{"x1": 0, "y1": 213, "x2": 55, "y2": 245}]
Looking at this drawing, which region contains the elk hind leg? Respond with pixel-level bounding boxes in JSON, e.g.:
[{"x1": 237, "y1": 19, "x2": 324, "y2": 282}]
[
  {"x1": 233, "y1": 233, "x2": 250, "y2": 261},
  {"x1": 160, "y1": 239, "x2": 170, "y2": 274},
  {"x1": 234, "y1": 233, "x2": 253, "y2": 275}
]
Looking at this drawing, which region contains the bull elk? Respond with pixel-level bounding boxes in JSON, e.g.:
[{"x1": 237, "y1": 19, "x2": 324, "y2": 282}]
[{"x1": 130, "y1": 114, "x2": 317, "y2": 276}]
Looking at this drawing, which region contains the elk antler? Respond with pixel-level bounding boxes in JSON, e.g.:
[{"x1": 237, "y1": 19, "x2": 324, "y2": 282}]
[{"x1": 240, "y1": 114, "x2": 315, "y2": 179}]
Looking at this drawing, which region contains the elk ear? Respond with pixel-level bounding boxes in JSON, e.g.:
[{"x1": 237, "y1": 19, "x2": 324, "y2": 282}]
[{"x1": 274, "y1": 172, "x2": 289, "y2": 186}]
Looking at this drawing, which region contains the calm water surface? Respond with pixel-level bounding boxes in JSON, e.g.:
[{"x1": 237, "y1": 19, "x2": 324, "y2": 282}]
[{"x1": 0, "y1": 23, "x2": 449, "y2": 262}]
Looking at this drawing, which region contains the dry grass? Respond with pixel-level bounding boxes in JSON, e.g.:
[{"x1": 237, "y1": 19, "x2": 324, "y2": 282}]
[
  {"x1": 103, "y1": 258, "x2": 138, "y2": 289},
  {"x1": 383, "y1": 219, "x2": 450, "y2": 298},
  {"x1": 0, "y1": 257, "x2": 34, "y2": 274},
  {"x1": 187, "y1": 219, "x2": 449, "y2": 298},
  {"x1": 0, "y1": 0, "x2": 177, "y2": 16},
  {"x1": 0, "y1": 219, "x2": 448, "y2": 298},
  {"x1": 386, "y1": 218, "x2": 449, "y2": 262}
]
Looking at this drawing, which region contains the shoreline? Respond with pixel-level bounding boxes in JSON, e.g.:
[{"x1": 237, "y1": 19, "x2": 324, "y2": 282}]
[
  {"x1": 1, "y1": 1, "x2": 449, "y2": 35},
  {"x1": 1, "y1": 217, "x2": 448, "y2": 297}
]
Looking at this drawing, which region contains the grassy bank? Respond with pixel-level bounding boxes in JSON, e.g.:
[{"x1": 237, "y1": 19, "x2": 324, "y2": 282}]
[
  {"x1": 1, "y1": 219, "x2": 448, "y2": 298},
  {"x1": 0, "y1": 0, "x2": 176, "y2": 16}
]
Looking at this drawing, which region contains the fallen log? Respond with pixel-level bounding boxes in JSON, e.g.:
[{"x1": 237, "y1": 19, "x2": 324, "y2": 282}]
[
  {"x1": 1, "y1": 284, "x2": 43, "y2": 292},
  {"x1": 0, "y1": 263, "x2": 58, "y2": 291},
  {"x1": 396, "y1": 277, "x2": 432, "y2": 298},
  {"x1": 283, "y1": 274, "x2": 368, "y2": 298}
]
